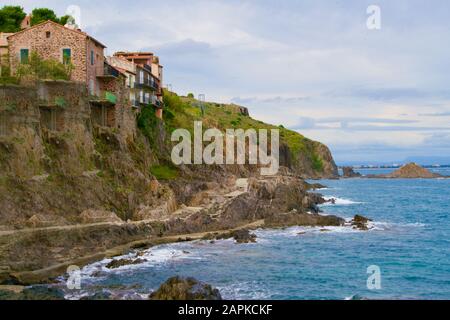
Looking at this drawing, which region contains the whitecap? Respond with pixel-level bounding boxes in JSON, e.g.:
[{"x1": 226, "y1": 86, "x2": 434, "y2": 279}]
[{"x1": 321, "y1": 196, "x2": 363, "y2": 206}]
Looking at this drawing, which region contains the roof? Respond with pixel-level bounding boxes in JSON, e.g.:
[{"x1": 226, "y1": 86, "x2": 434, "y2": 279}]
[
  {"x1": 114, "y1": 65, "x2": 136, "y2": 75},
  {"x1": 7, "y1": 20, "x2": 107, "y2": 48}
]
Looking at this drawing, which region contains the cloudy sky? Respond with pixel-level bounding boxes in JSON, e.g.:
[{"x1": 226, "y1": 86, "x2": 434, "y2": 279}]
[{"x1": 8, "y1": 0, "x2": 450, "y2": 164}]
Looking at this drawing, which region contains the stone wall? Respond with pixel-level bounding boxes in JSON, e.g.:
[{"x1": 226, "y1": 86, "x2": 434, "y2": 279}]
[{"x1": 0, "y1": 80, "x2": 138, "y2": 179}]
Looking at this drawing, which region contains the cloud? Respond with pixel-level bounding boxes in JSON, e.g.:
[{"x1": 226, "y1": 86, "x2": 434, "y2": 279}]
[{"x1": 6, "y1": 0, "x2": 450, "y2": 162}]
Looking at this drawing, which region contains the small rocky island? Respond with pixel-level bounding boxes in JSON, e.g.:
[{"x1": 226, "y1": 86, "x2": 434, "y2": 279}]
[{"x1": 367, "y1": 163, "x2": 443, "y2": 179}]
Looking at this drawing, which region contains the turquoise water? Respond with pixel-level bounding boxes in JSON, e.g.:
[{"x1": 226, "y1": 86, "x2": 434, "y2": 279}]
[{"x1": 69, "y1": 169, "x2": 450, "y2": 300}]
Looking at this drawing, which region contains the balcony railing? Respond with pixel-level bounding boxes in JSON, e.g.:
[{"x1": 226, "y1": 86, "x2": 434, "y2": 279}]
[
  {"x1": 130, "y1": 98, "x2": 140, "y2": 108},
  {"x1": 97, "y1": 64, "x2": 120, "y2": 78}
]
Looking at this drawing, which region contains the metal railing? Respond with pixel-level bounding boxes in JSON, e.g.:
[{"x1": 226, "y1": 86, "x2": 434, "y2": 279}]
[{"x1": 97, "y1": 64, "x2": 120, "y2": 78}]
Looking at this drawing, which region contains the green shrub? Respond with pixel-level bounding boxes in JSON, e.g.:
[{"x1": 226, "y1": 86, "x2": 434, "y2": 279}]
[
  {"x1": 16, "y1": 51, "x2": 73, "y2": 81},
  {"x1": 187, "y1": 93, "x2": 194, "y2": 98},
  {"x1": 311, "y1": 154, "x2": 324, "y2": 172},
  {"x1": 150, "y1": 165, "x2": 178, "y2": 180}
]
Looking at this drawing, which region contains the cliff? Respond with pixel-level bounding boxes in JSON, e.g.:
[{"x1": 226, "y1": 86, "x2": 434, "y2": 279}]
[
  {"x1": 0, "y1": 82, "x2": 341, "y2": 283},
  {"x1": 163, "y1": 93, "x2": 338, "y2": 179}
]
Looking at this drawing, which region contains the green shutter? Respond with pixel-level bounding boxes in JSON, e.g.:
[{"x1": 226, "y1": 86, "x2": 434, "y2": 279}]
[
  {"x1": 63, "y1": 48, "x2": 71, "y2": 64},
  {"x1": 20, "y1": 49, "x2": 29, "y2": 64}
]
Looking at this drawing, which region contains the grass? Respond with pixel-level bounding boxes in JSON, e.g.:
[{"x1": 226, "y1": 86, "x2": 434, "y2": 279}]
[
  {"x1": 150, "y1": 164, "x2": 178, "y2": 181},
  {"x1": 156, "y1": 90, "x2": 327, "y2": 174}
]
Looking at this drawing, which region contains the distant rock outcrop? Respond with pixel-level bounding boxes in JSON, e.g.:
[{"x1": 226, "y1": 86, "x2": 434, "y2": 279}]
[
  {"x1": 342, "y1": 167, "x2": 362, "y2": 178},
  {"x1": 369, "y1": 163, "x2": 442, "y2": 179}
]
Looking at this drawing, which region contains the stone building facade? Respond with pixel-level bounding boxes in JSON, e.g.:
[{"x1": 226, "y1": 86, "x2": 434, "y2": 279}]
[{"x1": 7, "y1": 20, "x2": 106, "y2": 95}]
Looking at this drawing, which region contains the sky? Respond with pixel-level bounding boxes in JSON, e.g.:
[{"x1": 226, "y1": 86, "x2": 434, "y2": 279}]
[{"x1": 7, "y1": 0, "x2": 450, "y2": 164}]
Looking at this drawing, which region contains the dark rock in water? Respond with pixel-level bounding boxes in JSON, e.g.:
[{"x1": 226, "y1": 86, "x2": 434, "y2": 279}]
[
  {"x1": 308, "y1": 183, "x2": 327, "y2": 190},
  {"x1": 342, "y1": 167, "x2": 362, "y2": 178},
  {"x1": 217, "y1": 229, "x2": 257, "y2": 243},
  {"x1": 80, "y1": 291, "x2": 112, "y2": 300},
  {"x1": 350, "y1": 215, "x2": 373, "y2": 231},
  {"x1": 347, "y1": 294, "x2": 370, "y2": 300},
  {"x1": 1, "y1": 286, "x2": 66, "y2": 300},
  {"x1": 265, "y1": 211, "x2": 345, "y2": 228},
  {"x1": 149, "y1": 276, "x2": 222, "y2": 300},
  {"x1": 230, "y1": 229, "x2": 257, "y2": 243},
  {"x1": 106, "y1": 258, "x2": 146, "y2": 269}
]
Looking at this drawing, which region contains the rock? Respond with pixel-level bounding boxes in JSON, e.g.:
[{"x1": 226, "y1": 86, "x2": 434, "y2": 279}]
[
  {"x1": 386, "y1": 163, "x2": 441, "y2": 178},
  {"x1": 233, "y1": 229, "x2": 257, "y2": 243},
  {"x1": 342, "y1": 167, "x2": 362, "y2": 178},
  {"x1": 209, "y1": 229, "x2": 257, "y2": 244},
  {"x1": 17, "y1": 286, "x2": 65, "y2": 300},
  {"x1": 26, "y1": 214, "x2": 68, "y2": 228},
  {"x1": 350, "y1": 215, "x2": 373, "y2": 231},
  {"x1": 308, "y1": 183, "x2": 327, "y2": 190},
  {"x1": 79, "y1": 209, "x2": 122, "y2": 224},
  {"x1": 149, "y1": 276, "x2": 222, "y2": 300},
  {"x1": 265, "y1": 211, "x2": 345, "y2": 228},
  {"x1": 80, "y1": 291, "x2": 112, "y2": 300},
  {"x1": 106, "y1": 258, "x2": 146, "y2": 269},
  {"x1": 368, "y1": 163, "x2": 442, "y2": 179}
]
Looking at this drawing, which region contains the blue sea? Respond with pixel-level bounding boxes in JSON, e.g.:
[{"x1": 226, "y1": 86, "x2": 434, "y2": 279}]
[{"x1": 65, "y1": 168, "x2": 450, "y2": 300}]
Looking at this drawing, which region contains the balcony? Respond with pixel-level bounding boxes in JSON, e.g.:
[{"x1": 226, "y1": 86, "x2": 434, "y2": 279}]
[
  {"x1": 135, "y1": 78, "x2": 158, "y2": 91},
  {"x1": 130, "y1": 98, "x2": 140, "y2": 109},
  {"x1": 96, "y1": 64, "x2": 120, "y2": 79},
  {"x1": 89, "y1": 91, "x2": 117, "y2": 106}
]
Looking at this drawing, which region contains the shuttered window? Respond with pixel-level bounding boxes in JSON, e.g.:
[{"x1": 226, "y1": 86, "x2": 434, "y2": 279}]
[
  {"x1": 20, "y1": 48, "x2": 29, "y2": 64},
  {"x1": 62, "y1": 48, "x2": 71, "y2": 65}
]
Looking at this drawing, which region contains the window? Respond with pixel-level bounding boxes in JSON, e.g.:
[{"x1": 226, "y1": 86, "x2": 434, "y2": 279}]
[
  {"x1": 90, "y1": 50, "x2": 94, "y2": 66},
  {"x1": 20, "y1": 48, "x2": 29, "y2": 64},
  {"x1": 62, "y1": 48, "x2": 71, "y2": 65},
  {"x1": 139, "y1": 70, "x2": 144, "y2": 84},
  {"x1": 140, "y1": 90, "x2": 144, "y2": 103},
  {"x1": 46, "y1": 31, "x2": 51, "y2": 38}
]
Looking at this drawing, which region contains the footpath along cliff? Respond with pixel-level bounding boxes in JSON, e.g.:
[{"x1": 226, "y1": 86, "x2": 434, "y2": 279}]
[{"x1": 0, "y1": 82, "x2": 341, "y2": 284}]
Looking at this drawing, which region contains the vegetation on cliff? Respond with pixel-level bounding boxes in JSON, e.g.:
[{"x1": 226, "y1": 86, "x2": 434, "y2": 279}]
[{"x1": 161, "y1": 91, "x2": 335, "y2": 178}]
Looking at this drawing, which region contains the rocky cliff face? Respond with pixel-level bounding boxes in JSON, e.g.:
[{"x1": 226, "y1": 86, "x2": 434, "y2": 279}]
[{"x1": 0, "y1": 83, "x2": 341, "y2": 284}]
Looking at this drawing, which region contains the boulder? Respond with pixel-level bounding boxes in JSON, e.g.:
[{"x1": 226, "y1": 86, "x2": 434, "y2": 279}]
[
  {"x1": 149, "y1": 276, "x2": 222, "y2": 300},
  {"x1": 0, "y1": 286, "x2": 66, "y2": 300},
  {"x1": 350, "y1": 215, "x2": 373, "y2": 231},
  {"x1": 217, "y1": 229, "x2": 257, "y2": 243},
  {"x1": 342, "y1": 167, "x2": 362, "y2": 178},
  {"x1": 79, "y1": 209, "x2": 122, "y2": 224},
  {"x1": 106, "y1": 258, "x2": 146, "y2": 269}
]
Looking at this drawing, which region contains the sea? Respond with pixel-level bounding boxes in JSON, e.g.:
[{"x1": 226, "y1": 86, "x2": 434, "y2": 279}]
[{"x1": 61, "y1": 167, "x2": 450, "y2": 300}]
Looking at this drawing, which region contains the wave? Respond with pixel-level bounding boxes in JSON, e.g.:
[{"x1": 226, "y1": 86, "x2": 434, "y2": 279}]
[
  {"x1": 76, "y1": 243, "x2": 207, "y2": 279},
  {"x1": 321, "y1": 196, "x2": 363, "y2": 206}
]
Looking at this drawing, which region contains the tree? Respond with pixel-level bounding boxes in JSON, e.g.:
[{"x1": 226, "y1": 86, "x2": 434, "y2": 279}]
[
  {"x1": 30, "y1": 8, "x2": 74, "y2": 26},
  {"x1": 30, "y1": 8, "x2": 59, "y2": 26},
  {"x1": 187, "y1": 93, "x2": 194, "y2": 98},
  {"x1": 0, "y1": 6, "x2": 26, "y2": 32}
]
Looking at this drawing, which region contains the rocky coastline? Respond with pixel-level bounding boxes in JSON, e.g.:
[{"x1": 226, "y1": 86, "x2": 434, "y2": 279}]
[{"x1": 0, "y1": 172, "x2": 347, "y2": 286}]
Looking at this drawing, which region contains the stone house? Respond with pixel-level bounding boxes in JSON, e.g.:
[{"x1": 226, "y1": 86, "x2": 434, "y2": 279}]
[{"x1": 7, "y1": 20, "x2": 108, "y2": 96}]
